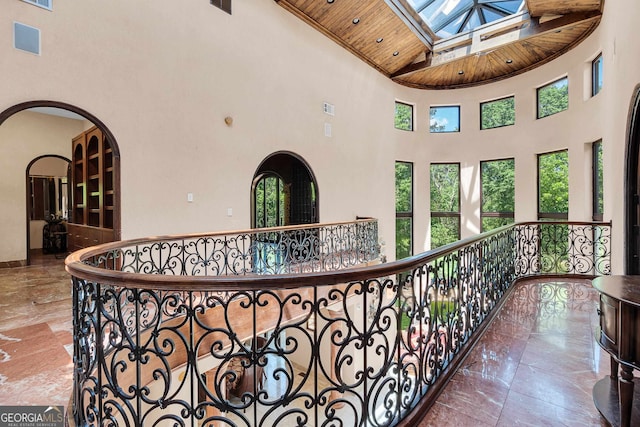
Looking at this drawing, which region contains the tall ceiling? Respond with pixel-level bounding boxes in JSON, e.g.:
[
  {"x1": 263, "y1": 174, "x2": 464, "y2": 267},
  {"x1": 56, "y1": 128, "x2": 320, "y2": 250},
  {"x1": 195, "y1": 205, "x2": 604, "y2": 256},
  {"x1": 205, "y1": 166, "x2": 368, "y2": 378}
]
[{"x1": 275, "y1": 0, "x2": 603, "y2": 89}]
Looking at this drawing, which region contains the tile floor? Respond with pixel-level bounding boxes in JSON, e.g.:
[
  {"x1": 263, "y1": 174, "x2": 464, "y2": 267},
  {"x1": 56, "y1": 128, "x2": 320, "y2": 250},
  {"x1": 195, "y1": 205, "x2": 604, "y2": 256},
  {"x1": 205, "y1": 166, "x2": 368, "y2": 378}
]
[{"x1": 0, "y1": 254, "x2": 613, "y2": 425}]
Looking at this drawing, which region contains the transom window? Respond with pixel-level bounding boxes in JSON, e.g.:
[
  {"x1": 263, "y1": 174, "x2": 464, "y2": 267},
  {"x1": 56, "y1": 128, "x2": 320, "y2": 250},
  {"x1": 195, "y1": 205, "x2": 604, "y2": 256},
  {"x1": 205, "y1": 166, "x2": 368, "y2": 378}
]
[
  {"x1": 537, "y1": 77, "x2": 569, "y2": 119},
  {"x1": 395, "y1": 101, "x2": 414, "y2": 131},
  {"x1": 481, "y1": 96, "x2": 515, "y2": 130},
  {"x1": 22, "y1": 0, "x2": 52, "y2": 10},
  {"x1": 430, "y1": 106, "x2": 460, "y2": 133},
  {"x1": 211, "y1": 0, "x2": 231, "y2": 14}
]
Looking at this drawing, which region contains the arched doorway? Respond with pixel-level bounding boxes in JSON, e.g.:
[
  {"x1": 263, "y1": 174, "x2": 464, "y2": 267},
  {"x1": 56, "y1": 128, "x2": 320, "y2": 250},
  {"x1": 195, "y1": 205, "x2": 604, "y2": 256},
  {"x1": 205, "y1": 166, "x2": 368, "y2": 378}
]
[
  {"x1": 251, "y1": 152, "x2": 318, "y2": 228},
  {"x1": 0, "y1": 101, "x2": 121, "y2": 265},
  {"x1": 26, "y1": 155, "x2": 70, "y2": 262},
  {"x1": 625, "y1": 85, "x2": 640, "y2": 274}
]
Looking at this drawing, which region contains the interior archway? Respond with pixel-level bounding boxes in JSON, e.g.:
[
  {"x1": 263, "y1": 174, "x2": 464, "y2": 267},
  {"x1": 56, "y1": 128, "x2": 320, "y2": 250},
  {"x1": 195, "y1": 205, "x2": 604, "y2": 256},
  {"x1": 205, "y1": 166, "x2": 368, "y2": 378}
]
[
  {"x1": 251, "y1": 151, "x2": 319, "y2": 228},
  {"x1": 0, "y1": 101, "x2": 121, "y2": 265}
]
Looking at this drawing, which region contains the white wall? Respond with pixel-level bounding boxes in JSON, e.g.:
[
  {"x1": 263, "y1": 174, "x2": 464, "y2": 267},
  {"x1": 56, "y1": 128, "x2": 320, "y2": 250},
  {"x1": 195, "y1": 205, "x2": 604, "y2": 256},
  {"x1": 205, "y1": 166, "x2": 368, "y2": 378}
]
[{"x1": 0, "y1": 1, "x2": 637, "y2": 272}]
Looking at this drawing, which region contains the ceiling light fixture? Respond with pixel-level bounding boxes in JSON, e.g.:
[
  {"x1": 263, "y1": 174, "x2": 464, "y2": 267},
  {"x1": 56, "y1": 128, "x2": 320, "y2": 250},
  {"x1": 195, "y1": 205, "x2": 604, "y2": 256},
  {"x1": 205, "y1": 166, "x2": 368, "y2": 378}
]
[
  {"x1": 393, "y1": 51, "x2": 399, "y2": 56},
  {"x1": 376, "y1": 38, "x2": 383, "y2": 43},
  {"x1": 506, "y1": 59, "x2": 513, "y2": 64},
  {"x1": 327, "y1": 0, "x2": 334, "y2": 3},
  {"x1": 352, "y1": 18, "x2": 360, "y2": 24},
  {"x1": 458, "y1": 70, "x2": 464, "y2": 75}
]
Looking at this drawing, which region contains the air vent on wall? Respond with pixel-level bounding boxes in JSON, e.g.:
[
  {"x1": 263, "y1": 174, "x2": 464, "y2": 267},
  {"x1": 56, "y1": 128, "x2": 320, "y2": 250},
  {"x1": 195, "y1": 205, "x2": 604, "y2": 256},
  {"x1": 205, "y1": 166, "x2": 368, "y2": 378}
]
[
  {"x1": 14, "y1": 22, "x2": 40, "y2": 55},
  {"x1": 22, "y1": 0, "x2": 52, "y2": 10},
  {"x1": 323, "y1": 102, "x2": 335, "y2": 116}
]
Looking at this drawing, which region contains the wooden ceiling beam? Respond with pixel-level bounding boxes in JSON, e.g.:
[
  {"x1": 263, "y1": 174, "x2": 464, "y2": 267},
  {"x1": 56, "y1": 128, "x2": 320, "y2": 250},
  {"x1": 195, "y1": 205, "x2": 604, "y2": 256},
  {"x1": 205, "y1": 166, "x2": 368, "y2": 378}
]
[{"x1": 391, "y1": 10, "x2": 600, "y2": 78}]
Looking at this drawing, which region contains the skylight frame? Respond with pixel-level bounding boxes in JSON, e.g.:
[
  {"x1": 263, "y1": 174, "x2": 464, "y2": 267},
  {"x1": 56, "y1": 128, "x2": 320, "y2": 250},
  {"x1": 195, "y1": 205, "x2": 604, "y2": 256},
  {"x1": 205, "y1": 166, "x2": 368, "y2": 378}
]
[{"x1": 406, "y1": 0, "x2": 526, "y2": 39}]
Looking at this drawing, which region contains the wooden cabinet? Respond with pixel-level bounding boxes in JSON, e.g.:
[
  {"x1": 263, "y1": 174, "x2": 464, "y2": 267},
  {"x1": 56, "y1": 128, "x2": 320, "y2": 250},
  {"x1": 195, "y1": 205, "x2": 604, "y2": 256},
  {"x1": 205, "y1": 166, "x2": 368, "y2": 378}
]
[
  {"x1": 592, "y1": 276, "x2": 640, "y2": 427},
  {"x1": 69, "y1": 126, "x2": 116, "y2": 250}
]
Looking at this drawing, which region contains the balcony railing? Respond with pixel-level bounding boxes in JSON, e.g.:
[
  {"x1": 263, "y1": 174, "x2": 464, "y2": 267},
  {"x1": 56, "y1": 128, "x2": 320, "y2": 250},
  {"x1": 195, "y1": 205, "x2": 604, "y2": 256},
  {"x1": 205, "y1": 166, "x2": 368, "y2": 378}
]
[{"x1": 66, "y1": 220, "x2": 610, "y2": 427}]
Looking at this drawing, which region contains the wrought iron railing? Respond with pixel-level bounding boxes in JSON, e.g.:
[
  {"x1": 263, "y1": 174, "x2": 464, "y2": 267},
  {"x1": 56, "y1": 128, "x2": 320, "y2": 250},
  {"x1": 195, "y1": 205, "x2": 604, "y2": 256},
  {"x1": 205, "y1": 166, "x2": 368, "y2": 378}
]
[{"x1": 66, "y1": 220, "x2": 610, "y2": 427}]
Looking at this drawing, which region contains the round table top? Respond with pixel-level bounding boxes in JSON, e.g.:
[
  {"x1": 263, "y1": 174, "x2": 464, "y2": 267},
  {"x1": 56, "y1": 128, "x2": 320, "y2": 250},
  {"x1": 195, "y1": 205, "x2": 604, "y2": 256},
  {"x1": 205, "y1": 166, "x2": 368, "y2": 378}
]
[{"x1": 592, "y1": 275, "x2": 640, "y2": 307}]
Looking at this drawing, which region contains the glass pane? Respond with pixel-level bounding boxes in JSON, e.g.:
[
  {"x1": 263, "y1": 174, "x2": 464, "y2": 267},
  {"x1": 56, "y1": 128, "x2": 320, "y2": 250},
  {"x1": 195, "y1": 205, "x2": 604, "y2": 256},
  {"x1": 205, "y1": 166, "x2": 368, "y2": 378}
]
[
  {"x1": 265, "y1": 176, "x2": 278, "y2": 227},
  {"x1": 395, "y1": 102, "x2": 413, "y2": 131},
  {"x1": 430, "y1": 216, "x2": 459, "y2": 249},
  {"x1": 430, "y1": 163, "x2": 459, "y2": 212},
  {"x1": 255, "y1": 180, "x2": 265, "y2": 228},
  {"x1": 481, "y1": 97, "x2": 515, "y2": 129},
  {"x1": 409, "y1": 0, "x2": 524, "y2": 37},
  {"x1": 592, "y1": 55, "x2": 603, "y2": 96},
  {"x1": 422, "y1": 0, "x2": 475, "y2": 33},
  {"x1": 538, "y1": 151, "x2": 569, "y2": 214},
  {"x1": 482, "y1": 217, "x2": 514, "y2": 232},
  {"x1": 396, "y1": 162, "x2": 413, "y2": 213},
  {"x1": 594, "y1": 142, "x2": 603, "y2": 215},
  {"x1": 481, "y1": 159, "x2": 515, "y2": 213},
  {"x1": 430, "y1": 106, "x2": 460, "y2": 133},
  {"x1": 461, "y1": 10, "x2": 482, "y2": 33},
  {"x1": 537, "y1": 77, "x2": 569, "y2": 119},
  {"x1": 396, "y1": 218, "x2": 412, "y2": 259},
  {"x1": 485, "y1": 1, "x2": 523, "y2": 14}
]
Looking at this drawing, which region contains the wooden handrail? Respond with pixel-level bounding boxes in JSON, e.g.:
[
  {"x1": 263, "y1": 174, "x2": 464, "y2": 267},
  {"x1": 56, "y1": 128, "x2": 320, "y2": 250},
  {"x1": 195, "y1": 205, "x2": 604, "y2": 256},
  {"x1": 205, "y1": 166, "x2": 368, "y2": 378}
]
[{"x1": 65, "y1": 220, "x2": 611, "y2": 290}]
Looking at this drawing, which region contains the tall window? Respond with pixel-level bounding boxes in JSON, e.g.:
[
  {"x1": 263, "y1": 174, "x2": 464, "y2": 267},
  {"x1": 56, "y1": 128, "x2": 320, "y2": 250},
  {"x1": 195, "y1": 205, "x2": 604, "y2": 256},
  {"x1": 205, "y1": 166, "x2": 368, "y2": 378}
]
[
  {"x1": 481, "y1": 159, "x2": 515, "y2": 231},
  {"x1": 395, "y1": 101, "x2": 414, "y2": 131},
  {"x1": 538, "y1": 150, "x2": 569, "y2": 220},
  {"x1": 395, "y1": 162, "x2": 413, "y2": 260},
  {"x1": 430, "y1": 106, "x2": 460, "y2": 133},
  {"x1": 481, "y1": 96, "x2": 515, "y2": 130},
  {"x1": 430, "y1": 163, "x2": 460, "y2": 248},
  {"x1": 593, "y1": 141, "x2": 603, "y2": 221},
  {"x1": 592, "y1": 54, "x2": 603, "y2": 96},
  {"x1": 537, "y1": 77, "x2": 569, "y2": 119}
]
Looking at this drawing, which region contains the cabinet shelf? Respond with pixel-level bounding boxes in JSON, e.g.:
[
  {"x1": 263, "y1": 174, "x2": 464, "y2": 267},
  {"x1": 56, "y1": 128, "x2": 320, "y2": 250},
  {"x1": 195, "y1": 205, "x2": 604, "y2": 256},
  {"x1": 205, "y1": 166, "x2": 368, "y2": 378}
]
[{"x1": 70, "y1": 125, "x2": 116, "y2": 250}]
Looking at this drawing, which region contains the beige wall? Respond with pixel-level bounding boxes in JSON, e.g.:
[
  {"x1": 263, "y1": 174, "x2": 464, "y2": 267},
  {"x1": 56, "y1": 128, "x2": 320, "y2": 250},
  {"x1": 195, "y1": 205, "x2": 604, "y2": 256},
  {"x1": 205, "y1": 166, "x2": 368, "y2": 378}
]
[{"x1": 0, "y1": 1, "x2": 637, "y2": 272}]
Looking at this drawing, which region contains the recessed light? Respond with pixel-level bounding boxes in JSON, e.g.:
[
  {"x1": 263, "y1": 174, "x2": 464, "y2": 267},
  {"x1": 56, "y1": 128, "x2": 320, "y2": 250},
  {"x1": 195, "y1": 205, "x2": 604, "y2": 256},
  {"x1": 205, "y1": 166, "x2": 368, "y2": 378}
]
[
  {"x1": 458, "y1": 70, "x2": 464, "y2": 75},
  {"x1": 352, "y1": 18, "x2": 360, "y2": 24},
  {"x1": 327, "y1": 0, "x2": 334, "y2": 3},
  {"x1": 506, "y1": 59, "x2": 513, "y2": 64},
  {"x1": 376, "y1": 38, "x2": 384, "y2": 43},
  {"x1": 393, "y1": 51, "x2": 399, "y2": 56}
]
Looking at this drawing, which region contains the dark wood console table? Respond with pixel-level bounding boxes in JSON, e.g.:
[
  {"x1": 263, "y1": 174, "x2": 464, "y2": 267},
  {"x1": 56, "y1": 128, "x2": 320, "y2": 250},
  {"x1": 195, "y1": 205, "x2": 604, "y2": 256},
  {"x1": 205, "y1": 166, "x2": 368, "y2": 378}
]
[{"x1": 592, "y1": 276, "x2": 640, "y2": 427}]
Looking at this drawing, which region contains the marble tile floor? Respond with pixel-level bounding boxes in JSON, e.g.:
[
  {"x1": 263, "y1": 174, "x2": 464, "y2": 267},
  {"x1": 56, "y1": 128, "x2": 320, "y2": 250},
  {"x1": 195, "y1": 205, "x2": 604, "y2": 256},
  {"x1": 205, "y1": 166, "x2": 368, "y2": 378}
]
[{"x1": 0, "y1": 255, "x2": 613, "y2": 425}]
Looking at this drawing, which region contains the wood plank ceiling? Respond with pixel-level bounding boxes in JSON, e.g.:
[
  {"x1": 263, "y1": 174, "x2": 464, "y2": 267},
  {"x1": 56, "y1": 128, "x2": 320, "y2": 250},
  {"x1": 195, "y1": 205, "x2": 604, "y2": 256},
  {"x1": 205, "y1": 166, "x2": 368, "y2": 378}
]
[{"x1": 275, "y1": 0, "x2": 603, "y2": 89}]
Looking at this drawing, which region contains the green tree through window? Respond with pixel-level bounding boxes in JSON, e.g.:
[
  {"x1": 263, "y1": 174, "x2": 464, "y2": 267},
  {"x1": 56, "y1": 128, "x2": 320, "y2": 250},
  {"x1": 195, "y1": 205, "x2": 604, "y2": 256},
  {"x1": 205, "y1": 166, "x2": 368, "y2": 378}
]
[
  {"x1": 395, "y1": 102, "x2": 413, "y2": 131},
  {"x1": 430, "y1": 163, "x2": 460, "y2": 248},
  {"x1": 481, "y1": 159, "x2": 515, "y2": 231},
  {"x1": 538, "y1": 150, "x2": 569, "y2": 219},
  {"x1": 537, "y1": 78, "x2": 569, "y2": 119},
  {"x1": 395, "y1": 162, "x2": 413, "y2": 260},
  {"x1": 481, "y1": 97, "x2": 515, "y2": 130}
]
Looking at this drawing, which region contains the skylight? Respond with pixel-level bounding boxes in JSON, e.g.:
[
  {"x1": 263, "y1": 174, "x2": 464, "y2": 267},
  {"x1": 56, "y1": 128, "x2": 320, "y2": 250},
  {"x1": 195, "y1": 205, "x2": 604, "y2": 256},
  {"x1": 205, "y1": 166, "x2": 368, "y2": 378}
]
[{"x1": 406, "y1": 0, "x2": 526, "y2": 38}]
